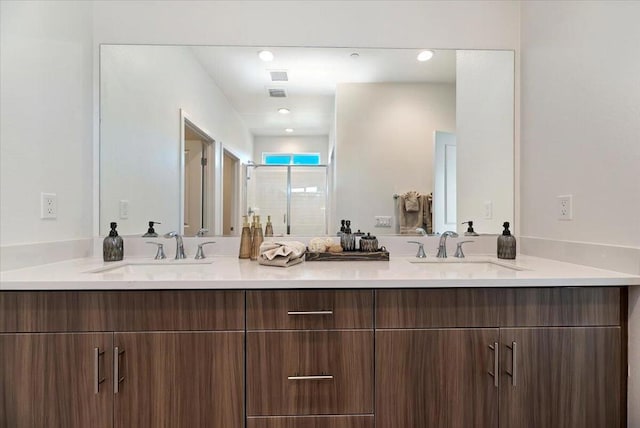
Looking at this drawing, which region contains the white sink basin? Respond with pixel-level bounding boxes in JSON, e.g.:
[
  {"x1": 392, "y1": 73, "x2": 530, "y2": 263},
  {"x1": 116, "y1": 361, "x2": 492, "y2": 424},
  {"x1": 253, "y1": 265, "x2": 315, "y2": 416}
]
[
  {"x1": 88, "y1": 260, "x2": 214, "y2": 276},
  {"x1": 407, "y1": 258, "x2": 526, "y2": 273}
]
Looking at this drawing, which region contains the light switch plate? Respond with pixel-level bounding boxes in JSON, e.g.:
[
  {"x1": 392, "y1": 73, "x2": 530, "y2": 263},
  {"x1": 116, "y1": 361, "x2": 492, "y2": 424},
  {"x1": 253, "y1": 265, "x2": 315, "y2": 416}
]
[{"x1": 375, "y1": 216, "x2": 392, "y2": 228}]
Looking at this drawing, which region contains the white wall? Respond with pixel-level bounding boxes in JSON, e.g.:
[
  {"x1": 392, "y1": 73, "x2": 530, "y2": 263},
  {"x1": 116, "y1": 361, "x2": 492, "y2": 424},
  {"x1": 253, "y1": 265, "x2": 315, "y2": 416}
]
[
  {"x1": 520, "y1": 2, "x2": 640, "y2": 249},
  {"x1": 335, "y1": 82, "x2": 455, "y2": 234},
  {"x1": 100, "y1": 45, "x2": 252, "y2": 235},
  {"x1": 457, "y1": 50, "x2": 515, "y2": 234},
  {"x1": 0, "y1": 1, "x2": 94, "y2": 246},
  {"x1": 253, "y1": 135, "x2": 329, "y2": 164},
  {"x1": 519, "y1": 3, "x2": 640, "y2": 426}
]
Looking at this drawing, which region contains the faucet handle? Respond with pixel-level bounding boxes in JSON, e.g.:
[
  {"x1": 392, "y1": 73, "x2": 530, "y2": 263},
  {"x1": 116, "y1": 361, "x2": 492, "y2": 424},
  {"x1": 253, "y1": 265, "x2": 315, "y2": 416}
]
[
  {"x1": 195, "y1": 241, "x2": 216, "y2": 259},
  {"x1": 407, "y1": 241, "x2": 426, "y2": 258},
  {"x1": 196, "y1": 228, "x2": 209, "y2": 237},
  {"x1": 146, "y1": 242, "x2": 166, "y2": 260},
  {"x1": 453, "y1": 241, "x2": 474, "y2": 258}
]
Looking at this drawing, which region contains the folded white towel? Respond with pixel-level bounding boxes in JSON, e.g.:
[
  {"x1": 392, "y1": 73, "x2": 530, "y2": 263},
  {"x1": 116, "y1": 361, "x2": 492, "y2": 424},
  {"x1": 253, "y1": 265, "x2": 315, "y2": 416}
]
[
  {"x1": 258, "y1": 241, "x2": 306, "y2": 267},
  {"x1": 403, "y1": 191, "x2": 420, "y2": 212}
]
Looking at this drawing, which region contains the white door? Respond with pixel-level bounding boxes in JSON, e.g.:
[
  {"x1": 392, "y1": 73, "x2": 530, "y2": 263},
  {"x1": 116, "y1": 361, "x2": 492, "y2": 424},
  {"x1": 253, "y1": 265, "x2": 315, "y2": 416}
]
[{"x1": 433, "y1": 131, "x2": 457, "y2": 234}]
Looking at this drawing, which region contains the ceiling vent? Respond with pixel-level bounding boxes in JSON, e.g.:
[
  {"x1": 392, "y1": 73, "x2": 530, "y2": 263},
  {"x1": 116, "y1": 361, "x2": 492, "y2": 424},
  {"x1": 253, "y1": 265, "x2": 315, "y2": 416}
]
[
  {"x1": 268, "y1": 88, "x2": 287, "y2": 98},
  {"x1": 269, "y1": 70, "x2": 289, "y2": 82}
]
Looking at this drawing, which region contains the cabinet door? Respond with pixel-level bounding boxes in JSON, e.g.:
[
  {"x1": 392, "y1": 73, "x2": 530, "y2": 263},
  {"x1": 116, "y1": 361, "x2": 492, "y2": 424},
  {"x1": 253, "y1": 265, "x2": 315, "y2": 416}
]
[
  {"x1": 500, "y1": 327, "x2": 621, "y2": 428},
  {"x1": 0, "y1": 333, "x2": 113, "y2": 428},
  {"x1": 376, "y1": 329, "x2": 499, "y2": 428},
  {"x1": 114, "y1": 331, "x2": 244, "y2": 428}
]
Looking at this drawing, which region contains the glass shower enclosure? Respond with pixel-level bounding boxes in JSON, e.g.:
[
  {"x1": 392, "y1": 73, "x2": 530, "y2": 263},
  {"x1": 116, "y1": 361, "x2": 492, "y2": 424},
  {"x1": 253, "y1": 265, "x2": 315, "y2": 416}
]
[{"x1": 245, "y1": 164, "x2": 328, "y2": 236}]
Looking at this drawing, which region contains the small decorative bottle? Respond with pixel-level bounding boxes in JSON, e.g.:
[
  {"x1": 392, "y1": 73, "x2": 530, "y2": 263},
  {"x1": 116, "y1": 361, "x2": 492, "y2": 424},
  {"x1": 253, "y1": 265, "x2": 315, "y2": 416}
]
[
  {"x1": 239, "y1": 215, "x2": 252, "y2": 259},
  {"x1": 265, "y1": 215, "x2": 274, "y2": 237},
  {"x1": 250, "y1": 216, "x2": 264, "y2": 261},
  {"x1": 103, "y1": 222, "x2": 124, "y2": 262},
  {"x1": 497, "y1": 221, "x2": 516, "y2": 260}
]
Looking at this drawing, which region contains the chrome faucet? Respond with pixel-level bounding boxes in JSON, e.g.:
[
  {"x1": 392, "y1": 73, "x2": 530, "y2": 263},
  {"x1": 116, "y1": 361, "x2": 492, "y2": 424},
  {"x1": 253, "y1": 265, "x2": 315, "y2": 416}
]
[
  {"x1": 164, "y1": 231, "x2": 186, "y2": 259},
  {"x1": 436, "y1": 231, "x2": 459, "y2": 258}
]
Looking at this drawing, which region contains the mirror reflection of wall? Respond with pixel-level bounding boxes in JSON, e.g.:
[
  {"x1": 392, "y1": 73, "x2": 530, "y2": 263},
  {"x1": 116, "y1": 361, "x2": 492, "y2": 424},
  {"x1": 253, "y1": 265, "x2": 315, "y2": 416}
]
[{"x1": 100, "y1": 45, "x2": 513, "y2": 236}]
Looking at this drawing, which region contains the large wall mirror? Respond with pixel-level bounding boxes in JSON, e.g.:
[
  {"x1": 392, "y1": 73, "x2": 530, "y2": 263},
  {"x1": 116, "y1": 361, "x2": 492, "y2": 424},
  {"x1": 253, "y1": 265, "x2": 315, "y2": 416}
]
[{"x1": 100, "y1": 45, "x2": 514, "y2": 237}]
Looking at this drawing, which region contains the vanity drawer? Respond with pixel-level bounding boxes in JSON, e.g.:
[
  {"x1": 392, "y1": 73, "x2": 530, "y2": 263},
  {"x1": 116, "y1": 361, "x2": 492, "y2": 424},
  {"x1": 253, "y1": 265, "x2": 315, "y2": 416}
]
[
  {"x1": 114, "y1": 290, "x2": 244, "y2": 331},
  {"x1": 247, "y1": 290, "x2": 373, "y2": 330},
  {"x1": 376, "y1": 289, "x2": 500, "y2": 328},
  {"x1": 247, "y1": 330, "x2": 374, "y2": 416},
  {"x1": 500, "y1": 287, "x2": 622, "y2": 327},
  {"x1": 247, "y1": 415, "x2": 374, "y2": 428},
  {"x1": 0, "y1": 291, "x2": 114, "y2": 333}
]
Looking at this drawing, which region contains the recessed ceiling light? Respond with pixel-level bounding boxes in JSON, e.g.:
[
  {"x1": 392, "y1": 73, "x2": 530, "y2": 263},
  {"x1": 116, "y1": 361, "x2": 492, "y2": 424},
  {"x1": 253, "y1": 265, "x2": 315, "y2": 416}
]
[
  {"x1": 285, "y1": 128, "x2": 294, "y2": 133},
  {"x1": 258, "y1": 50, "x2": 274, "y2": 62},
  {"x1": 278, "y1": 108, "x2": 290, "y2": 114},
  {"x1": 350, "y1": 52, "x2": 360, "y2": 58},
  {"x1": 417, "y1": 50, "x2": 434, "y2": 62}
]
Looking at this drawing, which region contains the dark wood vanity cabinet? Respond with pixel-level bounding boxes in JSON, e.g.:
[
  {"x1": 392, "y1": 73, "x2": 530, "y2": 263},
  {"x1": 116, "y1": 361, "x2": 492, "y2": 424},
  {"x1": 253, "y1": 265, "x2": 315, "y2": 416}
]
[
  {"x1": 246, "y1": 290, "x2": 375, "y2": 428},
  {"x1": 0, "y1": 287, "x2": 627, "y2": 428},
  {"x1": 0, "y1": 290, "x2": 245, "y2": 428},
  {"x1": 376, "y1": 288, "x2": 625, "y2": 428}
]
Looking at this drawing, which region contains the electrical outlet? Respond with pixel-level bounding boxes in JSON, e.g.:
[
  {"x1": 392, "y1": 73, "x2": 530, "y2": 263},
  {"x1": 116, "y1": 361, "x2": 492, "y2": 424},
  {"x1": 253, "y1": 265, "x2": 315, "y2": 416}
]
[
  {"x1": 375, "y1": 216, "x2": 392, "y2": 228},
  {"x1": 41, "y1": 193, "x2": 57, "y2": 219},
  {"x1": 557, "y1": 195, "x2": 573, "y2": 220},
  {"x1": 483, "y1": 200, "x2": 493, "y2": 220},
  {"x1": 119, "y1": 200, "x2": 129, "y2": 219}
]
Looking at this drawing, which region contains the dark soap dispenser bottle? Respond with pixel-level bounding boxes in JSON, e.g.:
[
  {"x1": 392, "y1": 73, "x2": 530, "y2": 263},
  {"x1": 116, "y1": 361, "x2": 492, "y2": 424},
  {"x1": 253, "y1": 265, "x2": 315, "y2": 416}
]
[
  {"x1": 103, "y1": 222, "x2": 124, "y2": 262},
  {"x1": 497, "y1": 221, "x2": 516, "y2": 260}
]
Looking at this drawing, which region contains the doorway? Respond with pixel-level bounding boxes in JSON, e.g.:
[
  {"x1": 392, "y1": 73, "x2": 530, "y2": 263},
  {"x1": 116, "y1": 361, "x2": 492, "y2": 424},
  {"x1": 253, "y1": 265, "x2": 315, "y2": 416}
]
[
  {"x1": 182, "y1": 116, "x2": 215, "y2": 237},
  {"x1": 222, "y1": 149, "x2": 239, "y2": 236},
  {"x1": 433, "y1": 130, "x2": 457, "y2": 234}
]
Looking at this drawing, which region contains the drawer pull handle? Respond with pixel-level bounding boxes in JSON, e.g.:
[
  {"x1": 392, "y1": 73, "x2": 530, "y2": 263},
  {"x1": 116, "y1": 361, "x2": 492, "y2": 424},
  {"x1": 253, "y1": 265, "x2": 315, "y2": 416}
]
[
  {"x1": 288, "y1": 375, "x2": 334, "y2": 381},
  {"x1": 287, "y1": 310, "x2": 333, "y2": 316},
  {"x1": 94, "y1": 347, "x2": 106, "y2": 394}
]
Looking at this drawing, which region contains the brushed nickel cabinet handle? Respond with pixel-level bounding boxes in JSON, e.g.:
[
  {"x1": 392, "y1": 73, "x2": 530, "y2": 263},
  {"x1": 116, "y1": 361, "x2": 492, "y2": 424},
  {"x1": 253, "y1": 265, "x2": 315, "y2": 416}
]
[
  {"x1": 288, "y1": 375, "x2": 334, "y2": 380},
  {"x1": 113, "y1": 347, "x2": 125, "y2": 394},
  {"x1": 488, "y1": 342, "x2": 498, "y2": 388},
  {"x1": 506, "y1": 341, "x2": 517, "y2": 386},
  {"x1": 94, "y1": 347, "x2": 106, "y2": 394},
  {"x1": 287, "y1": 310, "x2": 333, "y2": 316}
]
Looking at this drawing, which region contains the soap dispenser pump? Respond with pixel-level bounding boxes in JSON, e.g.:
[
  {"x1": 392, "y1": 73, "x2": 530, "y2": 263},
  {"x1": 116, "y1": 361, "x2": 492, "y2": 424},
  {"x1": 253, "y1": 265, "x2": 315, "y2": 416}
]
[
  {"x1": 103, "y1": 222, "x2": 124, "y2": 262},
  {"x1": 462, "y1": 221, "x2": 479, "y2": 236},
  {"x1": 265, "y1": 215, "x2": 274, "y2": 237},
  {"x1": 497, "y1": 221, "x2": 516, "y2": 260},
  {"x1": 239, "y1": 216, "x2": 252, "y2": 259},
  {"x1": 142, "y1": 221, "x2": 161, "y2": 237},
  {"x1": 250, "y1": 216, "x2": 264, "y2": 261}
]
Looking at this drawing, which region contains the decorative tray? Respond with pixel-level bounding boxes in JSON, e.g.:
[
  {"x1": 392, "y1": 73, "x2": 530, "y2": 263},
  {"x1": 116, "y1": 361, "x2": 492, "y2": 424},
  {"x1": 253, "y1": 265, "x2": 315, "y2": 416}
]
[{"x1": 305, "y1": 249, "x2": 389, "y2": 262}]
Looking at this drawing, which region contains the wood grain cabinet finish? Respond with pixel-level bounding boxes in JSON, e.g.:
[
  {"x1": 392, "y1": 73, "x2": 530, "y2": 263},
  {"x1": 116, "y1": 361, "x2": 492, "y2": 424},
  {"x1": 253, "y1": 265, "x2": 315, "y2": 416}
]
[
  {"x1": 0, "y1": 291, "x2": 114, "y2": 332},
  {"x1": 499, "y1": 287, "x2": 621, "y2": 327},
  {"x1": 376, "y1": 329, "x2": 499, "y2": 428},
  {"x1": 499, "y1": 327, "x2": 621, "y2": 428},
  {"x1": 247, "y1": 290, "x2": 373, "y2": 330},
  {"x1": 114, "y1": 331, "x2": 244, "y2": 428},
  {"x1": 376, "y1": 289, "x2": 501, "y2": 328},
  {"x1": 247, "y1": 330, "x2": 374, "y2": 416},
  {"x1": 115, "y1": 290, "x2": 244, "y2": 331},
  {"x1": 247, "y1": 415, "x2": 374, "y2": 428},
  {"x1": 0, "y1": 333, "x2": 113, "y2": 428}
]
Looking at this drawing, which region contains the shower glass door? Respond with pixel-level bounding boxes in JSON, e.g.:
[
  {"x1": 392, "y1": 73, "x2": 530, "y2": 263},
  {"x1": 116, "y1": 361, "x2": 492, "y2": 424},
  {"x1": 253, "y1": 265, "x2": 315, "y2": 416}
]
[{"x1": 246, "y1": 165, "x2": 327, "y2": 235}]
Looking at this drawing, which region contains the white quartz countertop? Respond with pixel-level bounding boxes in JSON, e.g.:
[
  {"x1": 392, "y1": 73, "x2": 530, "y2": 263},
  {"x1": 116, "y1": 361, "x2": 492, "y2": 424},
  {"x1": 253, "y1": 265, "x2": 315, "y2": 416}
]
[{"x1": 1, "y1": 254, "x2": 638, "y2": 290}]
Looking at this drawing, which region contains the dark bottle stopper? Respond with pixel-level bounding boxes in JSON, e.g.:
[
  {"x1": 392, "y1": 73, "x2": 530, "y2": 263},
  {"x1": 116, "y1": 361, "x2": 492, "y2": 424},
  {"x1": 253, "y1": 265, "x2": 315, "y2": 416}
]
[
  {"x1": 502, "y1": 222, "x2": 511, "y2": 235},
  {"x1": 109, "y1": 222, "x2": 118, "y2": 237},
  {"x1": 340, "y1": 219, "x2": 346, "y2": 232}
]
